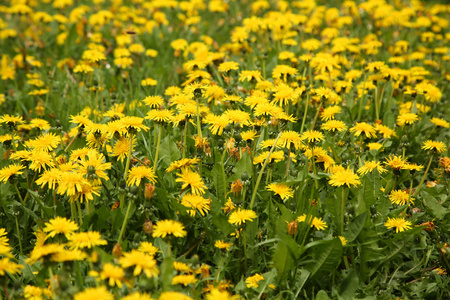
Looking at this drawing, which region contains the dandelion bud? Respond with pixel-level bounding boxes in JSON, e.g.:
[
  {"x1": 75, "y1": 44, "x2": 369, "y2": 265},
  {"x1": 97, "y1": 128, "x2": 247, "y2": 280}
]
[
  {"x1": 143, "y1": 157, "x2": 151, "y2": 166},
  {"x1": 112, "y1": 243, "x2": 122, "y2": 257},
  {"x1": 199, "y1": 264, "x2": 210, "y2": 279},
  {"x1": 143, "y1": 220, "x2": 153, "y2": 235},
  {"x1": 145, "y1": 183, "x2": 156, "y2": 199},
  {"x1": 3, "y1": 150, "x2": 11, "y2": 160},
  {"x1": 287, "y1": 220, "x2": 298, "y2": 236},
  {"x1": 231, "y1": 179, "x2": 243, "y2": 195}
]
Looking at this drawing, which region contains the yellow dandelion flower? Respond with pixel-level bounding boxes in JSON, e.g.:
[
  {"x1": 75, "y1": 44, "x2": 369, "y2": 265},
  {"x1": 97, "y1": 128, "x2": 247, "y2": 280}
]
[
  {"x1": 228, "y1": 209, "x2": 257, "y2": 226},
  {"x1": 389, "y1": 190, "x2": 414, "y2": 205},
  {"x1": 329, "y1": 167, "x2": 361, "y2": 187},
  {"x1": 180, "y1": 194, "x2": 211, "y2": 217},
  {"x1": 246, "y1": 273, "x2": 264, "y2": 288},
  {"x1": 175, "y1": 169, "x2": 207, "y2": 195},
  {"x1": 266, "y1": 183, "x2": 294, "y2": 201},
  {"x1": 152, "y1": 219, "x2": 187, "y2": 238},
  {"x1": 422, "y1": 140, "x2": 446, "y2": 153},
  {"x1": 44, "y1": 217, "x2": 79, "y2": 239},
  {"x1": 384, "y1": 217, "x2": 412, "y2": 233},
  {"x1": 127, "y1": 166, "x2": 157, "y2": 186}
]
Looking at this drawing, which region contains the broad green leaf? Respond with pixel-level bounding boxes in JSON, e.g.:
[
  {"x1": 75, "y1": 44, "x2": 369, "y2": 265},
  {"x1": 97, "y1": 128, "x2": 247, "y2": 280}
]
[
  {"x1": 344, "y1": 211, "x2": 368, "y2": 243},
  {"x1": 256, "y1": 268, "x2": 277, "y2": 297},
  {"x1": 293, "y1": 269, "x2": 310, "y2": 298},
  {"x1": 159, "y1": 136, "x2": 181, "y2": 168},
  {"x1": 212, "y1": 163, "x2": 226, "y2": 202},
  {"x1": 305, "y1": 238, "x2": 343, "y2": 278},
  {"x1": 338, "y1": 270, "x2": 359, "y2": 299},
  {"x1": 316, "y1": 290, "x2": 330, "y2": 300},
  {"x1": 325, "y1": 187, "x2": 343, "y2": 232},
  {"x1": 159, "y1": 256, "x2": 175, "y2": 291},
  {"x1": 422, "y1": 191, "x2": 448, "y2": 219},
  {"x1": 229, "y1": 151, "x2": 252, "y2": 181},
  {"x1": 272, "y1": 236, "x2": 300, "y2": 282}
]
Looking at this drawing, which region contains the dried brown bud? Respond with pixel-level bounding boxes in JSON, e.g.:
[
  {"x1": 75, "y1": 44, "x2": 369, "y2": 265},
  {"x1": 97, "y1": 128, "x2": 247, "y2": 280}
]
[
  {"x1": 112, "y1": 243, "x2": 122, "y2": 257},
  {"x1": 231, "y1": 179, "x2": 243, "y2": 195},
  {"x1": 145, "y1": 183, "x2": 156, "y2": 200},
  {"x1": 287, "y1": 220, "x2": 298, "y2": 236},
  {"x1": 143, "y1": 220, "x2": 153, "y2": 235}
]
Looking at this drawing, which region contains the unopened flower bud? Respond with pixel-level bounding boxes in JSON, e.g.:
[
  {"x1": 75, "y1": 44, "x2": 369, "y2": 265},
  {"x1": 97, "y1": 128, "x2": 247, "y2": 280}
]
[
  {"x1": 287, "y1": 220, "x2": 298, "y2": 236},
  {"x1": 145, "y1": 183, "x2": 156, "y2": 199},
  {"x1": 143, "y1": 220, "x2": 153, "y2": 235},
  {"x1": 112, "y1": 243, "x2": 122, "y2": 257}
]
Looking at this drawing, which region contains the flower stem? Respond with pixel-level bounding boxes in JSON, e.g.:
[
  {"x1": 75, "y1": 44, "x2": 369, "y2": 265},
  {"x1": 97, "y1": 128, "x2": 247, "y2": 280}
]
[
  {"x1": 14, "y1": 184, "x2": 25, "y2": 205},
  {"x1": 76, "y1": 200, "x2": 83, "y2": 225},
  {"x1": 310, "y1": 100, "x2": 323, "y2": 130},
  {"x1": 216, "y1": 255, "x2": 225, "y2": 282},
  {"x1": 341, "y1": 187, "x2": 346, "y2": 235},
  {"x1": 242, "y1": 229, "x2": 248, "y2": 273},
  {"x1": 120, "y1": 135, "x2": 134, "y2": 210},
  {"x1": 299, "y1": 94, "x2": 310, "y2": 136},
  {"x1": 117, "y1": 199, "x2": 133, "y2": 245},
  {"x1": 154, "y1": 124, "x2": 162, "y2": 168},
  {"x1": 285, "y1": 147, "x2": 291, "y2": 179},
  {"x1": 15, "y1": 216, "x2": 23, "y2": 255},
  {"x1": 414, "y1": 154, "x2": 434, "y2": 196},
  {"x1": 250, "y1": 133, "x2": 282, "y2": 209},
  {"x1": 182, "y1": 121, "x2": 188, "y2": 158},
  {"x1": 64, "y1": 132, "x2": 79, "y2": 153},
  {"x1": 195, "y1": 97, "x2": 202, "y2": 140},
  {"x1": 357, "y1": 73, "x2": 367, "y2": 121},
  {"x1": 123, "y1": 135, "x2": 134, "y2": 180}
]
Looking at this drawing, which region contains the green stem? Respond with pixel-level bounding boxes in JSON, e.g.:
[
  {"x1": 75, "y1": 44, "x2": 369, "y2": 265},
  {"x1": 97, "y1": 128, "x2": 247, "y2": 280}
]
[
  {"x1": 250, "y1": 133, "x2": 282, "y2": 209},
  {"x1": 195, "y1": 97, "x2": 202, "y2": 140},
  {"x1": 311, "y1": 147, "x2": 319, "y2": 189},
  {"x1": 15, "y1": 216, "x2": 23, "y2": 256},
  {"x1": 285, "y1": 147, "x2": 291, "y2": 179},
  {"x1": 310, "y1": 100, "x2": 323, "y2": 130},
  {"x1": 299, "y1": 94, "x2": 310, "y2": 136},
  {"x1": 70, "y1": 201, "x2": 77, "y2": 223},
  {"x1": 182, "y1": 121, "x2": 188, "y2": 158},
  {"x1": 154, "y1": 124, "x2": 162, "y2": 168},
  {"x1": 341, "y1": 187, "x2": 346, "y2": 235},
  {"x1": 123, "y1": 135, "x2": 134, "y2": 180},
  {"x1": 242, "y1": 229, "x2": 248, "y2": 273},
  {"x1": 14, "y1": 184, "x2": 25, "y2": 205},
  {"x1": 357, "y1": 73, "x2": 367, "y2": 121},
  {"x1": 414, "y1": 154, "x2": 434, "y2": 196},
  {"x1": 48, "y1": 266, "x2": 57, "y2": 299},
  {"x1": 374, "y1": 81, "x2": 380, "y2": 121},
  {"x1": 64, "y1": 132, "x2": 79, "y2": 153},
  {"x1": 216, "y1": 255, "x2": 225, "y2": 282},
  {"x1": 76, "y1": 200, "x2": 83, "y2": 225},
  {"x1": 120, "y1": 135, "x2": 134, "y2": 210},
  {"x1": 117, "y1": 199, "x2": 133, "y2": 244}
]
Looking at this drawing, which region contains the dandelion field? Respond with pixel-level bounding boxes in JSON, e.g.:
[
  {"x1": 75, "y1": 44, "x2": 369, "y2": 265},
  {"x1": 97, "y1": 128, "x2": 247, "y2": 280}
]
[{"x1": 1, "y1": 0, "x2": 450, "y2": 299}]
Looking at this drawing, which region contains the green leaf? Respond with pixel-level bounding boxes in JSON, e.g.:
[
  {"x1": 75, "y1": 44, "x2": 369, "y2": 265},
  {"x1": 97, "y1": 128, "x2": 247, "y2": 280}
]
[
  {"x1": 344, "y1": 211, "x2": 368, "y2": 243},
  {"x1": 325, "y1": 187, "x2": 342, "y2": 231},
  {"x1": 305, "y1": 238, "x2": 343, "y2": 278},
  {"x1": 28, "y1": 190, "x2": 54, "y2": 218},
  {"x1": 229, "y1": 151, "x2": 252, "y2": 181},
  {"x1": 159, "y1": 136, "x2": 181, "y2": 169},
  {"x1": 159, "y1": 256, "x2": 175, "y2": 291},
  {"x1": 316, "y1": 290, "x2": 330, "y2": 300},
  {"x1": 293, "y1": 269, "x2": 310, "y2": 298},
  {"x1": 338, "y1": 270, "x2": 359, "y2": 299},
  {"x1": 422, "y1": 191, "x2": 448, "y2": 219},
  {"x1": 256, "y1": 268, "x2": 277, "y2": 297},
  {"x1": 212, "y1": 163, "x2": 226, "y2": 202},
  {"x1": 272, "y1": 236, "x2": 300, "y2": 282}
]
